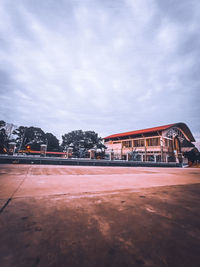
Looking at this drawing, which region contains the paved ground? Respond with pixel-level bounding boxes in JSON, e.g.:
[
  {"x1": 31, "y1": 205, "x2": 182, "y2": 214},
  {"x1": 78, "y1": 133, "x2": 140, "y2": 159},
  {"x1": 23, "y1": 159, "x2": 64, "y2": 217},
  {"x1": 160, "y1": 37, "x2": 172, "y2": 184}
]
[{"x1": 0, "y1": 164, "x2": 200, "y2": 267}]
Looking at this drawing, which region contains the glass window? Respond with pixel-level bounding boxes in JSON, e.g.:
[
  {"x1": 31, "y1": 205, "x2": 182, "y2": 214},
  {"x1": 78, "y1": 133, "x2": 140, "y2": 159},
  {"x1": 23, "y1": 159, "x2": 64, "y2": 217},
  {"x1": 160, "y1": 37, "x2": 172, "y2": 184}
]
[
  {"x1": 169, "y1": 140, "x2": 173, "y2": 147},
  {"x1": 146, "y1": 138, "x2": 160, "y2": 146},
  {"x1": 133, "y1": 139, "x2": 144, "y2": 147},
  {"x1": 122, "y1": 141, "x2": 132, "y2": 147},
  {"x1": 165, "y1": 139, "x2": 169, "y2": 147}
]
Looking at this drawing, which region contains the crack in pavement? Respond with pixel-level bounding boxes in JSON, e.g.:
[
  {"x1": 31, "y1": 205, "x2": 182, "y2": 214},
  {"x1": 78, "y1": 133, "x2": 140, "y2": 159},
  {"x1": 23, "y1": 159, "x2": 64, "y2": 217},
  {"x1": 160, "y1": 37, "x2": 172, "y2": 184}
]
[{"x1": 0, "y1": 166, "x2": 32, "y2": 214}]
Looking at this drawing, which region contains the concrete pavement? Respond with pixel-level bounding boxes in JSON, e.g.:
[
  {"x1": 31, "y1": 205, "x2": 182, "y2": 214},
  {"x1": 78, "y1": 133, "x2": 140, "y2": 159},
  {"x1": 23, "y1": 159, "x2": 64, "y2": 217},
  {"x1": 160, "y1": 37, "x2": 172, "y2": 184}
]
[{"x1": 0, "y1": 165, "x2": 200, "y2": 267}]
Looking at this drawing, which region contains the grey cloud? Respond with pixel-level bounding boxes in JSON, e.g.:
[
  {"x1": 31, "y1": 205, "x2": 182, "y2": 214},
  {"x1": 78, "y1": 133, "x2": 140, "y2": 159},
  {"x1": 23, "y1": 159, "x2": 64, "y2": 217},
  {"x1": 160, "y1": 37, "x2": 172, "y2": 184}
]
[
  {"x1": 0, "y1": 0, "x2": 199, "y2": 139},
  {"x1": 0, "y1": 69, "x2": 12, "y2": 88},
  {"x1": 155, "y1": 0, "x2": 200, "y2": 23}
]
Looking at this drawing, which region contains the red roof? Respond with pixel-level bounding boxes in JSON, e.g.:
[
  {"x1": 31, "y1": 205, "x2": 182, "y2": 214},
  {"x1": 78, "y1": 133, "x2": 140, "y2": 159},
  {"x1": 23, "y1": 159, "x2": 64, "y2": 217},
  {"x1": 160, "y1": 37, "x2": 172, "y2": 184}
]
[{"x1": 104, "y1": 123, "x2": 175, "y2": 140}]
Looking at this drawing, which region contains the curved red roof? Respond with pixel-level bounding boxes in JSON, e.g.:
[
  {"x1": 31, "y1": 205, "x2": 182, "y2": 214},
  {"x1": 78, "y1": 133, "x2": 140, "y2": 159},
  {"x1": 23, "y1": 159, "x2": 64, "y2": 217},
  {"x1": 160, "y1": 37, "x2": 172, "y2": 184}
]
[{"x1": 103, "y1": 123, "x2": 195, "y2": 142}]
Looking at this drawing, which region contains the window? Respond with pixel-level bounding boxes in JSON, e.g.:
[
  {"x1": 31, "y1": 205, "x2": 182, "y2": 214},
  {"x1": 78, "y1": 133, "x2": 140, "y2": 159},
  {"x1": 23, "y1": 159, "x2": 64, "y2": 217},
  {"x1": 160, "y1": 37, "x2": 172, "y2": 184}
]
[
  {"x1": 122, "y1": 140, "x2": 132, "y2": 147},
  {"x1": 169, "y1": 140, "x2": 173, "y2": 148},
  {"x1": 164, "y1": 138, "x2": 173, "y2": 147},
  {"x1": 146, "y1": 138, "x2": 160, "y2": 146},
  {"x1": 165, "y1": 139, "x2": 169, "y2": 147},
  {"x1": 133, "y1": 139, "x2": 144, "y2": 147}
]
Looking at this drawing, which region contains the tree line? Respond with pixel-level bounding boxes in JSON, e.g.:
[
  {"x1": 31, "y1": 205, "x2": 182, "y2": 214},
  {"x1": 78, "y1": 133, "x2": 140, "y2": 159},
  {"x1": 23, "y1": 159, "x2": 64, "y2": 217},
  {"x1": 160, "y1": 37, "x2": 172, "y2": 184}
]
[{"x1": 0, "y1": 120, "x2": 105, "y2": 157}]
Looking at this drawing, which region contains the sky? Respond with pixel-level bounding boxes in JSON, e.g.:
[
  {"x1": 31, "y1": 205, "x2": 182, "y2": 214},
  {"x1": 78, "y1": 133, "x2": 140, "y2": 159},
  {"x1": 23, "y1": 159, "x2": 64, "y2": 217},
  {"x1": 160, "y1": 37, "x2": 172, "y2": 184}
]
[{"x1": 0, "y1": 0, "x2": 200, "y2": 142}]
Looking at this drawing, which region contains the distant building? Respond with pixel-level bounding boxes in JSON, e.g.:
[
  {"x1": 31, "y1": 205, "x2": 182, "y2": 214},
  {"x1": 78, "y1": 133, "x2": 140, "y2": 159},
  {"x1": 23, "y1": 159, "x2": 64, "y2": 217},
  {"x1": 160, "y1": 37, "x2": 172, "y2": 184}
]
[{"x1": 103, "y1": 123, "x2": 196, "y2": 163}]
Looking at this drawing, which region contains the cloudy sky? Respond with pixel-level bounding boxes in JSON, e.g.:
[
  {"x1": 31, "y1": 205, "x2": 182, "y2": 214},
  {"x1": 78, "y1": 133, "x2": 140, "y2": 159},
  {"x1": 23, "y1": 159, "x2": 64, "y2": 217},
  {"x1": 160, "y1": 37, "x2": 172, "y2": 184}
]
[{"x1": 0, "y1": 0, "x2": 200, "y2": 141}]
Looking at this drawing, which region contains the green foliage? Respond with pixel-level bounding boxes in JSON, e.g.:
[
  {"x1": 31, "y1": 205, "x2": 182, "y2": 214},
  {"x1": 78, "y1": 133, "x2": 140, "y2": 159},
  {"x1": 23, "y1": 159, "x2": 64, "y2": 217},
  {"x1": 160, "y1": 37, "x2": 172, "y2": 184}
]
[
  {"x1": 13, "y1": 126, "x2": 46, "y2": 150},
  {"x1": 183, "y1": 148, "x2": 199, "y2": 163},
  {"x1": 0, "y1": 120, "x2": 6, "y2": 128},
  {"x1": 13, "y1": 126, "x2": 27, "y2": 149},
  {"x1": 45, "y1": 133, "x2": 60, "y2": 151},
  {"x1": 0, "y1": 120, "x2": 8, "y2": 153},
  {"x1": 62, "y1": 130, "x2": 105, "y2": 157},
  {"x1": 2, "y1": 120, "x2": 104, "y2": 156},
  {"x1": 13, "y1": 126, "x2": 61, "y2": 151}
]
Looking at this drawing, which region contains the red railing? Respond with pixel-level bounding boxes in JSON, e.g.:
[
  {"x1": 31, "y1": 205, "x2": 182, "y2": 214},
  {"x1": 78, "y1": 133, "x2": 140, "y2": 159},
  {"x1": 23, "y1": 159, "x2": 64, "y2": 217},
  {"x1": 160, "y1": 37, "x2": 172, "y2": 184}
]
[{"x1": 19, "y1": 150, "x2": 67, "y2": 156}]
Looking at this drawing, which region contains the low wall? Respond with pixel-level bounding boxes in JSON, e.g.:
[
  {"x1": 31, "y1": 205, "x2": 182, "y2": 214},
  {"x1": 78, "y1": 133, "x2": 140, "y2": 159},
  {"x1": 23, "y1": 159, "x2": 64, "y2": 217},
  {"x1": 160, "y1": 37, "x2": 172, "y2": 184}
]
[{"x1": 0, "y1": 155, "x2": 182, "y2": 167}]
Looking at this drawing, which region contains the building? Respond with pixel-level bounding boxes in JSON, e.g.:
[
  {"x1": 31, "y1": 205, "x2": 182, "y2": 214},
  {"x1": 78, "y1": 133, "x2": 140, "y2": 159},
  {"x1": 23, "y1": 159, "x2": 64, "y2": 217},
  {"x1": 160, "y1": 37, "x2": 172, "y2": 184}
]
[{"x1": 103, "y1": 123, "x2": 196, "y2": 163}]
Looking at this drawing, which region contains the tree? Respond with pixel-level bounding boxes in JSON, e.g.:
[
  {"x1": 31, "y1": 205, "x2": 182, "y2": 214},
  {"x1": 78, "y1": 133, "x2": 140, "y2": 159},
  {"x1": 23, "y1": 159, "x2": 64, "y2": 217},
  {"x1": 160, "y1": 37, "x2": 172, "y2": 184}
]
[
  {"x1": 0, "y1": 120, "x2": 8, "y2": 153},
  {"x1": 45, "y1": 133, "x2": 60, "y2": 151},
  {"x1": 4, "y1": 123, "x2": 17, "y2": 140},
  {"x1": 13, "y1": 126, "x2": 27, "y2": 150},
  {"x1": 183, "y1": 147, "x2": 199, "y2": 164},
  {"x1": 62, "y1": 130, "x2": 105, "y2": 157},
  {"x1": 0, "y1": 120, "x2": 6, "y2": 129},
  {"x1": 13, "y1": 126, "x2": 61, "y2": 152},
  {"x1": 13, "y1": 126, "x2": 46, "y2": 151}
]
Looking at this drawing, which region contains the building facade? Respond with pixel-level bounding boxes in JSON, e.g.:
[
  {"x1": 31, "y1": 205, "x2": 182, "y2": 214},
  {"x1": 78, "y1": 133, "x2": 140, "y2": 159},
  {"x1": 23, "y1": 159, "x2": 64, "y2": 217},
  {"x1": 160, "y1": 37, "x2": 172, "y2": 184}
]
[{"x1": 103, "y1": 123, "x2": 195, "y2": 163}]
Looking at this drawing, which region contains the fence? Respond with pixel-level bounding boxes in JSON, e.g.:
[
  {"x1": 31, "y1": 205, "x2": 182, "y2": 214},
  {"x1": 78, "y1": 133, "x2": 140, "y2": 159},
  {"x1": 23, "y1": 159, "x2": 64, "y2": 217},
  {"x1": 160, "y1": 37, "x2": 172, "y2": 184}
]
[{"x1": 0, "y1": 155, "x2": 182, "y2": 167}]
